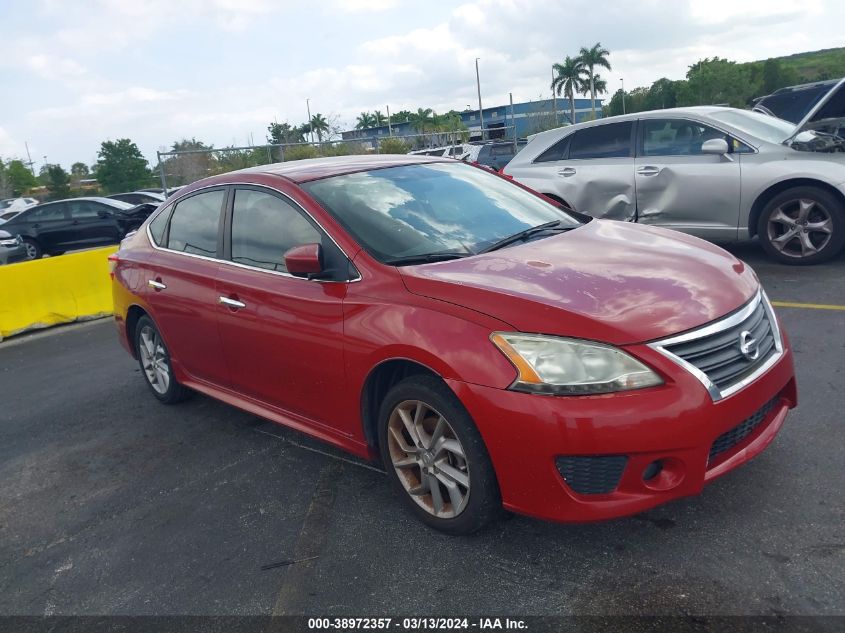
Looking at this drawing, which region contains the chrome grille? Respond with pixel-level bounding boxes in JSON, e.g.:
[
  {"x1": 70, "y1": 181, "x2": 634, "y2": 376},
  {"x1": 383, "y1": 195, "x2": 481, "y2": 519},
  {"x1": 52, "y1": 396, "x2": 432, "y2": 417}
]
[{"x1": 650, "y1": 292, "x2": 783, "y2": 401}]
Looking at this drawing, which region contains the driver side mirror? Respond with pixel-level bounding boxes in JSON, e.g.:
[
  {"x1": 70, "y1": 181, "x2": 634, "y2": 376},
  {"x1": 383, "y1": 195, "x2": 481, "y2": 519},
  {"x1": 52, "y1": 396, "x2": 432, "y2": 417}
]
[
  {"x1": 701, "y1": 138, "x2": 729, "y2": 155},
  {"x1": 284, "y1": 243, "x2": 323, "y2": 277}
]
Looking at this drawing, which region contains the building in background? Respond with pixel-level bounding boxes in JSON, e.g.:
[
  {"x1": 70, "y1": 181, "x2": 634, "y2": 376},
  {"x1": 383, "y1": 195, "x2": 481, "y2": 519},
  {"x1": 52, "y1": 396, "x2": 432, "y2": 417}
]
[{"x1": 341, "y1": 98, "x2": 602, "y2": 147}]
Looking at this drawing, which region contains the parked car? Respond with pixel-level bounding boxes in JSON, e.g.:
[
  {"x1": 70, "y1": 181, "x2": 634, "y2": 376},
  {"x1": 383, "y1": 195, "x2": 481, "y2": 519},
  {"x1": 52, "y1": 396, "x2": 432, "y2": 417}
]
[
  {"x1": 107, "y1": 191, "x2": 166, "y2": 205},
  {"x1": 0, "y1": 230, "x2": 27, "y2": 265},
  {"x1": 2, "y1": 197, "x2": 155, "y2": 260},
  {"x1": 0, "y1": 197, "x2": 39, "y2": 215},
  {"x1": 504, "y1": 102, "x2": 845, "y2": 264},
  {"x1": 111, "y1": 155, "x2": 796, "y2": 534},
  {"x1": 408, "y1": 145, "x2": 465, "y2": 158},
  {"x1": 139, "y1": 186, "x2": 185, "y2": 198},
  {"x1": 753, "y1": 78, "x2": 842, "y2": 125},
  {"x1": 461, "y1": 140, "x2": 528, "y2": 171}
]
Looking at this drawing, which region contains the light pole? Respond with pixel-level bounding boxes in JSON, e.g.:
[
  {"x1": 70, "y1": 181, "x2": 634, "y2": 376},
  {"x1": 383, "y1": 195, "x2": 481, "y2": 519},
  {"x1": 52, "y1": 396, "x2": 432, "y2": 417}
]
[
  {"x1": 475, "y1": 58, "x2": 484, "y2": 141},
  {"x1": 386, "y1": 105, "x2": 392, "y2": 136},
  {"x1": 305, "y1": 98, "x2": 313, "y2": 144},
  {"x1": 551, "y1": 65, "x2": 558, "y2": 125},
  {"x1": 620, "y1": 78, "x2": 626, "y2": 115}
]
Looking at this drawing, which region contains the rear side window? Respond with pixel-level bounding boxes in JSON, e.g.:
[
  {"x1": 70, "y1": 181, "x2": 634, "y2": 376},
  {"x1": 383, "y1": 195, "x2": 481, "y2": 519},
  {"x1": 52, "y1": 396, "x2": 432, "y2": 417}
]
[
  {"x1": 166, "y1": 190, "x2": 224, "y2": 256},
  {"x1": 230, "y1": 189, "x2": 321, "y2": 272},
  {"x1": 148, "y1": 206, "x2": 172, "y2": 245},
  {"x1": 535, "y1": 136, "x2": 571, "y2": 162},
  {"x1": 67, "y1": 200, "x2": 103, "y2": 219},
  {"x1": 570, "y1": 122, "x2": 633, "y2": 159},
  {"x1": 28, "y1": 204, "x2": 67, "y2": 221}
]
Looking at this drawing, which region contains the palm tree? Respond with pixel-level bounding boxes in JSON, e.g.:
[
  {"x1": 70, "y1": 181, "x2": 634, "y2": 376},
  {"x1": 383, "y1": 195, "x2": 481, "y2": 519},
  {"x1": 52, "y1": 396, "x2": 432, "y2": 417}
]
[
  {"x1": 310, "y1": 113, "x2": 329, "y2": 143},
  {"x1": 373, "y1": 110, "x2": 385, "y2": 127},
  {"x1": 355, "y1": 112, "x2": 375, "y2": 130},
  {"x1": 409, "y1": 108, "x2": 435, "y2": 143},
  {"x1": 551, "y1": 56, "x2": 587, "y2": 125},
  {"x1": 579, "y1": 42, "x2": 612, "y2": 118},
  {"x1": 591, "y1": 74, "x2": 608, "y2": 99}
]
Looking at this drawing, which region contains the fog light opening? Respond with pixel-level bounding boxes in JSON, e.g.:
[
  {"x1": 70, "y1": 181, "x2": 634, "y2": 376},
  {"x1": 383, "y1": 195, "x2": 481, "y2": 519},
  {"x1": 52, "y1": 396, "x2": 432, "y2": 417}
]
[{"x1": 643, "y1": 460, "x2": 664, "y2": 482}]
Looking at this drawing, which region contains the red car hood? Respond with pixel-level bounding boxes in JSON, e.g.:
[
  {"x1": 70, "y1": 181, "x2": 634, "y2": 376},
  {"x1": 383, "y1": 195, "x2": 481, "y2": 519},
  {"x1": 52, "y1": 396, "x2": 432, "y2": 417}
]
[{"x1": 399, "y1": 220, "x2": 759, "y2": 345}]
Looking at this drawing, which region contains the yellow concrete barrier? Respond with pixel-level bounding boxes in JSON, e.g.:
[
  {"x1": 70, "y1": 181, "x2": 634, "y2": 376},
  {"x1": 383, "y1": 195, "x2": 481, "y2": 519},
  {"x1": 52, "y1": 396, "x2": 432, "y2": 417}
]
[{"x1": 0, "y1": 246, "x2": 117, "y2": 341}]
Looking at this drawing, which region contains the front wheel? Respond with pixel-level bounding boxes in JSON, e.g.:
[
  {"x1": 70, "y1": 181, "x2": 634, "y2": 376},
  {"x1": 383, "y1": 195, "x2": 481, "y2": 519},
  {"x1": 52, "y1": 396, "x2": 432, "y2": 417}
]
[
  {"x1": 757, "y1": 187, "x2": 845, "y2": 265},
  {"x1": 22, "y1": 238, "x2": 42, "y2": 260},
  {"x1": 377, "y1": 375, "x2": 501, "y2": 535}
]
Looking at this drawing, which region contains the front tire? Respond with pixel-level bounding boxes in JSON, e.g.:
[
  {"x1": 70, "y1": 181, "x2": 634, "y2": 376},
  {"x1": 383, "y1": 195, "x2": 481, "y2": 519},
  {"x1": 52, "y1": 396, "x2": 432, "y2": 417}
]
[
  {"x1": 757, "y1": 186, "x2": 845, "y2": 265},
  {"x1": 22, "y1": 238, "x2": 42, "y2": 260},
  {"x1": 134, "y1": 316, "x2": 190, "y2": 404},
  {"x1": 377, "y1": 375, "x2": 501, "y2": 535}
]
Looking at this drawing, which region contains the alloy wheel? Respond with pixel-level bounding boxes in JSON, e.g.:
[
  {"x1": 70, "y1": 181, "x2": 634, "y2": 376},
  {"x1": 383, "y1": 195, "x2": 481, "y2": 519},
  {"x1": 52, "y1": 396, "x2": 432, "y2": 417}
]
[
  {"x1": 138, "y1": 325, "x2": 170, "y2": 395},
  {"x1": 767, "y1": 198, "x2": 833, "y2": 259},
  {"x1": 23, "y1": 242, "x2": 38, "y2": 260},
  {"x1": 386, "y1": 399, "x2": 470, "y2": 519}
]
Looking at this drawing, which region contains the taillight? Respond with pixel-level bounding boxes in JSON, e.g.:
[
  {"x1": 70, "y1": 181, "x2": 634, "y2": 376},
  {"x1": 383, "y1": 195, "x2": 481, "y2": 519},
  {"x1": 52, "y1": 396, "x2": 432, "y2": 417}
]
[{"x1": 108, "y1": 253, "x2": 119, "y2": 279}]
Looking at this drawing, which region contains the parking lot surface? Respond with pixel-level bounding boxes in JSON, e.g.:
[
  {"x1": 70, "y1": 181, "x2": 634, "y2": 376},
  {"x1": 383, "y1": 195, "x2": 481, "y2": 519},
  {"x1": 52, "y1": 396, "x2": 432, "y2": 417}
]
[{"x1": 1, "y1": 245, "x2": 843, "y2": 617}]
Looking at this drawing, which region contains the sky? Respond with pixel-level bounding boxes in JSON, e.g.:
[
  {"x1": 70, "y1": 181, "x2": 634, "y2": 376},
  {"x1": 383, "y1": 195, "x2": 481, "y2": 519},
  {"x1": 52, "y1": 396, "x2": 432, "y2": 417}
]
[{"x1": 1, "y1": 0, "x2": 844, "y2": 169}]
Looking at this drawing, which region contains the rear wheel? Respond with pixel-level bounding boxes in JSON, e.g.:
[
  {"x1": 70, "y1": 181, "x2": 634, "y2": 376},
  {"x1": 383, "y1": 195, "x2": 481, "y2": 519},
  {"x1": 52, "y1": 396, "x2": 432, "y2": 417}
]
[
  {"x1": 757, "y1": 186, "x2": 845, "y2": 265},
  {"x1": 22, "y1": 238, "x2": 41, "y2": 260},
  {"x1": 377, "y1": 375, "x2": 501, "y2": 535},
  {"x1": 134, "y1": 316, "x2": 190, "y2": 404}
]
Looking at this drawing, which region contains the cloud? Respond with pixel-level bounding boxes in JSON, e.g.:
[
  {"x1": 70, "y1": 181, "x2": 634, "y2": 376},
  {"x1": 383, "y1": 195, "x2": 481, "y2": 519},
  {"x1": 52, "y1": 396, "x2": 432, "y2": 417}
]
[{"x1": 331, "y1": 0, "x2": 398, "y2": 12}]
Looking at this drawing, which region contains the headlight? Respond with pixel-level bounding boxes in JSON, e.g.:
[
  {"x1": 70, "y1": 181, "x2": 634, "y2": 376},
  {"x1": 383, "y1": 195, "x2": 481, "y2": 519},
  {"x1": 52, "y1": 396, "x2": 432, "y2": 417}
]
[
  {"x1": 0, "y1": 237, "x2": 19, "y2": 247},
  {"x1": 490, "y1": 332, "x2": 663, "y2": 395}
]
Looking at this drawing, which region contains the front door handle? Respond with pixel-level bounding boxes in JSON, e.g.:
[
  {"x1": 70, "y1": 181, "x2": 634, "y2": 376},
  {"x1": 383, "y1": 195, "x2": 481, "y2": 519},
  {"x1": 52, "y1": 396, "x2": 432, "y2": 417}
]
[
  {"x1": 148, "y1": 279, "x2": 166, "y2": 291},
  {"x1": 637, "y1": 166, "x2": 661, "y2": 176},
  {"x1": 557, "y1": 167, "x2": 576, "y2": 177},
  {"x1": 218, "y1": 296, "x2": 246, "y2": 310}
]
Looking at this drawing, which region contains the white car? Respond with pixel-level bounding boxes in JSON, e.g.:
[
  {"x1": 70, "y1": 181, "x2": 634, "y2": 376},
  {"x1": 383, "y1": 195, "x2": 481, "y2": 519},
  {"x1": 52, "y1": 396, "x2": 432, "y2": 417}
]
[{"x1": 0, "y1": 197, "x2": 38, "y2": 218}]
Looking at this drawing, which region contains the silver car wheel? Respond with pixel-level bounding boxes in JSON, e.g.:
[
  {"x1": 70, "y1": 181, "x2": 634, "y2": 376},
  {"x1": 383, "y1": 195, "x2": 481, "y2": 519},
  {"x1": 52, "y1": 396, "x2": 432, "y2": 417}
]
[
  {"x1": 138, "y1": 325, "x2": 170, "y2": 395},
  {"x1": 23, "y1": 242, "x2": 38, "y2": 260},
  {"x1": 767, "y1": 198, "x2": 834, "y2": 259},
  {"x1": 386, "y1": 399, "x2": 470, "y2": 519}
]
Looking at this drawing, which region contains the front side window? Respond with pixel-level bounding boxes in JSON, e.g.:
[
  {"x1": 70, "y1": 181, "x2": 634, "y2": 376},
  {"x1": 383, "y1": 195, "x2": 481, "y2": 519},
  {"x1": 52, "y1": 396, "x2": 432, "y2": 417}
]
[
  {"x1": 28, "y1": 204, "x2": 67, "y2": 221},
  {"x1": 569, "y1": 122, "x2": 633, "y2": 159},
  {"x1": 641, "y1": 119, "x2": 731, "y2": 156},
  {"x1": 303, "y1": 162, "x2": 580, "y2": 263},
  {"x1": 166, "y1": 190, "x2": 224, "y2": 256},
  {"x1": 230, "y1": 189, "x2": 321, "y2": 272}
]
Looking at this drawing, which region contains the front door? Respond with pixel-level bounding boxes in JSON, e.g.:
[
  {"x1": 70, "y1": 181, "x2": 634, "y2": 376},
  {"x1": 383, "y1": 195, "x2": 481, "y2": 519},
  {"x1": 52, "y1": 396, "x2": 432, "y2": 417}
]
[
  {"x1": 634, "y1": 118, "x2": 742, "y2": 242},
  {"x1": 64, "y1": 200, "x2": 122, "y2": 247},
  {"x1": 214, "y1": 186, "x2": 349, "y2": 431}
]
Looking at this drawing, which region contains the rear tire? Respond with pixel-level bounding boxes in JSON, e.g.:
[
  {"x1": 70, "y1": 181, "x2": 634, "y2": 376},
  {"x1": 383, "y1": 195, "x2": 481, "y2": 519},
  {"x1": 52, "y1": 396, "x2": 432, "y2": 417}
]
[
  {"x1": 134, "y1": 316, "x2": 190, "y2": 404},
  {"x1": 377, "y1": 375, "x2": 502, "y2": 535},
  {"x1": 757, "y1": 186, "x2": 845, "y2": 265},
  {"x1": 22, "y1": 238, "x2": 41, "y2": 260}
]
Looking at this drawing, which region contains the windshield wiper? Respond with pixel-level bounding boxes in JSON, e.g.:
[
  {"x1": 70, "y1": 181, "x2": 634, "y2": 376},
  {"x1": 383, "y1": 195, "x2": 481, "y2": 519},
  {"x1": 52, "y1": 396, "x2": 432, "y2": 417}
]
[
  {"x1": 384, "y1": 251, "x2": 472, "y2": 266},
  {"x1": 479, "y1": 220, "x2": 572, "y2": 254}
]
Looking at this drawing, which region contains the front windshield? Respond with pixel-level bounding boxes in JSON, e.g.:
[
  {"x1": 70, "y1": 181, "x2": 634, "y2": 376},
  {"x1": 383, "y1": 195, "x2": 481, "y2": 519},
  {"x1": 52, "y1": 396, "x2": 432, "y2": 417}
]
[
  {"x1": 709, "y1": 110, "x2": 795, "y2": 144},
  {"x1": 303, "y1": 162, "x2": 580, "y2": 263}
]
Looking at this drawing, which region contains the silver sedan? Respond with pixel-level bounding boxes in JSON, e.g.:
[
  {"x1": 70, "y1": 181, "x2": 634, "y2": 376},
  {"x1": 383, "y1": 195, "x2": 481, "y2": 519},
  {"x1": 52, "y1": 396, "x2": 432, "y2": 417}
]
[{"x1": 504, "y1": 96, "x2": 845, "y2": 264}]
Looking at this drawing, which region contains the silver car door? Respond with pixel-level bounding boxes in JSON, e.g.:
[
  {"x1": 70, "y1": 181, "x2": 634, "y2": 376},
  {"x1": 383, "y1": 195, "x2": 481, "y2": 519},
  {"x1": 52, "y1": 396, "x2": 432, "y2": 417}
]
[
  {"x1": 634, "y1": 117, "x2": 741, "y2": 242},
  {"x1": 557, "y1": 120, "x2": 637, "y2": 220}
]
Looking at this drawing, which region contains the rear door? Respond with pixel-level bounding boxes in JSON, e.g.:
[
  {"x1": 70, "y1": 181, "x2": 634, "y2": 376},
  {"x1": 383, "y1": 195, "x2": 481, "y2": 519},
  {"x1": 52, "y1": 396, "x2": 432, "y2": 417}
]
[
  {"x1": 634, "y1": 117, "x2": 742, "y2": 241},
  {"x1": 214, "y1": 186, "x2": 349, "y2": 430},
  {"x1": 141, "y1": 188, "x2": 231, "y2": 387},
  {"x1": 541, "y1": 121, "x2": 637, "y2": 220},
  {"x1": 65, "y1": 200, "x2": 123, "y2": 247}
]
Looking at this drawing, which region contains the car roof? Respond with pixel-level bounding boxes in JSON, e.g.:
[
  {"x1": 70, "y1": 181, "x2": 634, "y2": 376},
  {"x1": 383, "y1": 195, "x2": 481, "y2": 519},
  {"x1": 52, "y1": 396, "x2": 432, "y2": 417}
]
[{"x1": 216, "y1": 154, "x2": 452, "y2": 184}]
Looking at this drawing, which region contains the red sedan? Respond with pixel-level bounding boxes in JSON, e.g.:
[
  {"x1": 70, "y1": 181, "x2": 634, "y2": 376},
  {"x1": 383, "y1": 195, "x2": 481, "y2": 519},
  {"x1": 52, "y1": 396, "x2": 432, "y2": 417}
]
[{"x1": 111, "y1": 155, "x2": 797, "y2": 534}]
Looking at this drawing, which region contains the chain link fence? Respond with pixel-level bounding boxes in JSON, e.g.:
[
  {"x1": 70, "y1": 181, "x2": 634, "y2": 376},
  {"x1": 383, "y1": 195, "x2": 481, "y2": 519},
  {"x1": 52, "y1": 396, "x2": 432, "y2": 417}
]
[{"x1": 154, "y1": 126, "x2": 516, "y2": 192}]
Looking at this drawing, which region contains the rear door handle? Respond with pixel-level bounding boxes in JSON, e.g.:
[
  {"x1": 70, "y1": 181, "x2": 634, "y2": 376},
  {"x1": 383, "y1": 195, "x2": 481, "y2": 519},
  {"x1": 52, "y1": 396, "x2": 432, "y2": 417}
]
[
  {"x1": 637, "y1": 166, "x2": 661, "y2": 176},
  {"x1": 557, "y1": 167, "x2": 576, "y2": 177},
  {"x1": 218, "y1": 296, "x2": 246, "y2": 310},
  {"x1": 148, "y1": 279, "x2": 166, "y2": 291}
]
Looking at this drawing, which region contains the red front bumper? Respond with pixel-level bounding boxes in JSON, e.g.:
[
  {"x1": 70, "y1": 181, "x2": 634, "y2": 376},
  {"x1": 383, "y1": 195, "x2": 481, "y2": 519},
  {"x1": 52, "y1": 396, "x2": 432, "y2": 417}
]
[{"x1": 447, "y1": 341, "x2": 796, "y2": 523}]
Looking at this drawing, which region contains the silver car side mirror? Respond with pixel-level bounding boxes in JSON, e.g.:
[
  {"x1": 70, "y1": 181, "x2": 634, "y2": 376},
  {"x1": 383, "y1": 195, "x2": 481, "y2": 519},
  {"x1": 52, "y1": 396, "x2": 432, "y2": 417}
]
[{"x1": 701, "y1": 138, "x2": 730, "y2": 155}]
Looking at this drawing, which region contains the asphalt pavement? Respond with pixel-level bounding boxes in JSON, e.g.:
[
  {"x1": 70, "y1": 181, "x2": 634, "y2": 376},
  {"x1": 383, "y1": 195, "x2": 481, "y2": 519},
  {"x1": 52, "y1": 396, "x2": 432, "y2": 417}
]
[{"x1": 0, "y1": 244, "x2": 843, "y2": 617}]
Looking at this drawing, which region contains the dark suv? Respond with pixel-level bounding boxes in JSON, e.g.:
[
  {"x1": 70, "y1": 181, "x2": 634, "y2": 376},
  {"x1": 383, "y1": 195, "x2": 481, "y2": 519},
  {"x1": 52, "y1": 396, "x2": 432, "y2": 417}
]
[{"x1": 2, "y1": 197, "x2": 156, "y2": 259}]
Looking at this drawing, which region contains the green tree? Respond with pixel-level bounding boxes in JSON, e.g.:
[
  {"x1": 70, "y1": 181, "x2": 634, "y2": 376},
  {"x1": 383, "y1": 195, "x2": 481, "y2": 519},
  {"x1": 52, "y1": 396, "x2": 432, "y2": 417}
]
[
  {"x1": 267, "y1": 121, "x2": 306, "y2": 145},
  {"x1": 45, "y1": 164, "x2": 71, "y2": 200},
  {"x1": 373, "y1": 110, "x2": 385, "y2": 126},
  {"x1": 355, "y1": 112, "x2": 375, "y2": 130},
  {"x1": 96, "y1": 139, "x2": 151, "y2": 193},
  {"x1": 5, "y1": 159, "x2": 37, "y2": 195},
  {"x1": 392, "y1": 110, "x2": 413, "y2": 123},
  {"x1": 70, "y1": 162, "x2": 89, "y2": 178},
  {"x1": 678, "y1": 57, "x2": 757, "y2": 107},
  {"x1": 551, "y1": 55, "x2": 587, "y2": 124},
  {"x1": 309, "y1": 113, "x2": 330, "y2": 142},
  {"x1": 579, "y1": 42, "x2": 612, "y2": 118},
  {"x1": 379, "y1": 137, "x2": 409, "y2": 154},
  {"x1": 164, "y1": 138, "x2": 216, "y2": 186}
]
